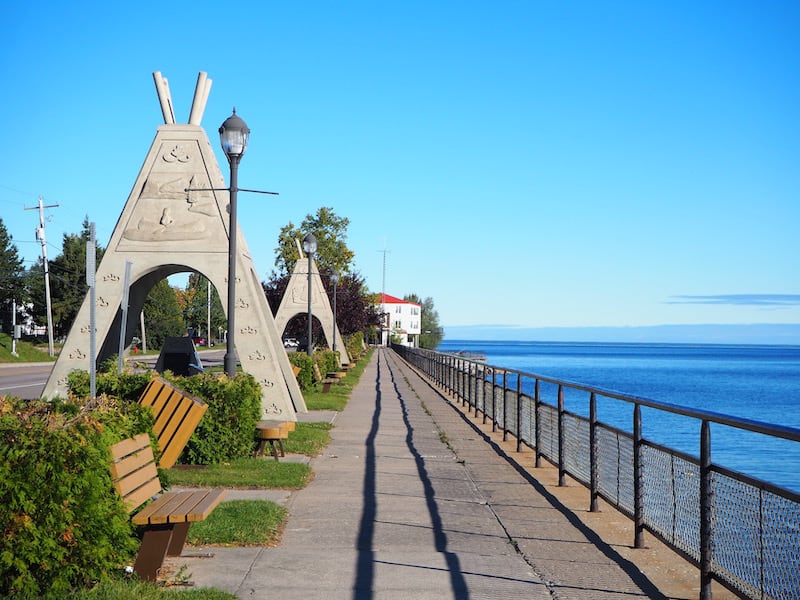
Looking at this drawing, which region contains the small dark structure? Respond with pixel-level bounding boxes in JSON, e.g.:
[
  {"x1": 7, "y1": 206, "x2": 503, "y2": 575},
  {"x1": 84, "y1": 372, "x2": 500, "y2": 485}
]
[{"x1": 155, "y1": 337, "x2": 203, "y2": 376}]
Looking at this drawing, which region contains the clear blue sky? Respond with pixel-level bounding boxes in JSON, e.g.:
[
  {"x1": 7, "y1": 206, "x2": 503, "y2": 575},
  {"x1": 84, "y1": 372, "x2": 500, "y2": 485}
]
[{"x1": 2, "y1": 1, "x2": 799, "y2": 341}]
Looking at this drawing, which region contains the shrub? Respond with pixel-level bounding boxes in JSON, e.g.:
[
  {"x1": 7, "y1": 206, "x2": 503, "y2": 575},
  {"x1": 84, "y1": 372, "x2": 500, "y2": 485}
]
[
  {"x1": 66, "y1": 370, "x2": 152, "y2": 403},
  {"x1": 173, "y1": 372, "x2": 262, "y2": 465},
  {"x1": 313, "y1": 350, "x2": 339, "y2": 378},
  {"x1": 0, "y1": 396, "x2": 142, "y2": 598},
  {"x1": 66, "y1": 370, "x2": 262, "y2": 465},
  {"x1": 288, "y1": 352, "x2": 313, "y2": 391},
  {"x1": 345, "y1": 331, "x2": 365, "y2": 362}
]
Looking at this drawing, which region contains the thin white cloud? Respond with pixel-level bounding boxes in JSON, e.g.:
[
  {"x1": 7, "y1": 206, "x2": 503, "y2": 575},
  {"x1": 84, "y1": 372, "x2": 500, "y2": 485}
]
[{"x1": 667, "y1": 295, "x2": 800, "y2": 307}]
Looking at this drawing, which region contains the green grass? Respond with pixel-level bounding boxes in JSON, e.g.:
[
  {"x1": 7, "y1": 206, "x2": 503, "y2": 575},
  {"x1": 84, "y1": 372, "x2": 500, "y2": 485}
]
[
  {"x1": 0, "y1": 333, "x2": 56, "y2": 362},
  {"x1": 304, "y1": 390, "x2": 349, "y2": 411},
  {"x1": 74, "y1": 577, "x2": 236, "y2": 599},
  {"x1": 303, "y1": 350, "x2": 373, "y2": 410},
  {"x1": 167, "y1": 458, "x2": 312, "y2": 489},
  {"x1": 284, "y1": 422, "x2": 333, "y2": 456},
  {"x1": 187, "y1": 500, "x2": 287, "y2": 546}
]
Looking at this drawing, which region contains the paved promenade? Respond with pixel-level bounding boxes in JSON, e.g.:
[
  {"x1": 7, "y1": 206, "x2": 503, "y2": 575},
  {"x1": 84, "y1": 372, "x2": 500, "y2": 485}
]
[{"x1": 170, "y1": 348, "x2": 730, "y2": 599}]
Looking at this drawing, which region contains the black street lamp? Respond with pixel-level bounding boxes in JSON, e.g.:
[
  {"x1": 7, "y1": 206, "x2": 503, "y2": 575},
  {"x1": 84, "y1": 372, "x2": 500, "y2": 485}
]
[
  {"x1": 330, "y1": 270, "x2": 339, "y2": 354},
  {"x1": 219, "y1": 108, "x2": 250, "y2": 377},
  {"x1": 303, "y1": 232, "x2": 317, "y2": 356}
]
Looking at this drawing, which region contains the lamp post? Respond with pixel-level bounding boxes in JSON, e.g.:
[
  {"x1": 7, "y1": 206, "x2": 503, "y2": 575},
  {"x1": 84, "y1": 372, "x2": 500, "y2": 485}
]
[
  {"x1": 330, "y1": 270, "x2": 339, "y2": 354},
  {"x1": 219, "y1": 108, "x2": 250, "y2": 377},
  {"x1": 303, "y1": 233, "x2": 317, "y2": 356}
]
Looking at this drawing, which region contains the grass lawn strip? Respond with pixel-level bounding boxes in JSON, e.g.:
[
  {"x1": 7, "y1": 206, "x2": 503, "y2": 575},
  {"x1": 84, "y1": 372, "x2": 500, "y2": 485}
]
[
  {"x1": 75, "y1": 577, "x2": 237, "y2": 598},
  {"x1": 187, "y1": 500, "x2": 287, "y2": 546},
  {"x1": 167, "y1": 458, "x2": 312, "y2": 489}
]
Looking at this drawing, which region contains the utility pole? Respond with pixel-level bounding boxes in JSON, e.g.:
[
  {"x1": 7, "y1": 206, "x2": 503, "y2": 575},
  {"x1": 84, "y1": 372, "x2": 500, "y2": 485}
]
[
  {"x1": 87, "y1": 222, "x2": 97, "y2": 398},
  {"x1": 25, "y1": 196, "x2": 59, "y2": 356},
  {"x1": 140, "y1": 310, "x2": 147, "y2": 353},
  {"x1": 379, "y1": 244, "x2": 390, "y2": 346},
  {"x1": 11, "y1": 299, "x2": 18, "y2": 357}
]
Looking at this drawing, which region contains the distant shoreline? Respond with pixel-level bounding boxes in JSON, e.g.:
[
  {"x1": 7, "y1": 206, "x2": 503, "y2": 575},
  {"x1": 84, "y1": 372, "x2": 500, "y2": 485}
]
[{"x1": 442, "y1": 323, "x2": 800, "y2": 346}]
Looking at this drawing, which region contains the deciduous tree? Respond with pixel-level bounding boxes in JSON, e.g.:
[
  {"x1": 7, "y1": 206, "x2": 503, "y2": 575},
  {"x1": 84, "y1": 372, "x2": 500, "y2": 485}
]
[
  {"x1": 274, "y1": 207, "x2": 355, "y2": 276},
  {"x1": 139, "y1": 279, "x2": 185, "y2": 348},
  {"x1": 183, "y1": 273, "x2": 225, "y2": 343}
]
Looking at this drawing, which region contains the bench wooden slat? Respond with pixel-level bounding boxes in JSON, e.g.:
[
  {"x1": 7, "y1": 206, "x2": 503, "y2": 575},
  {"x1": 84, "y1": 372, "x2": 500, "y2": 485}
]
[
  {"x1": 152, "y1": 389, "x2": 186, "y2": 437},
  {"x1": 110, "y1": 433, "x2": 162, "y2": 511},
  {"x1": 109, "y1": 448, "x2": 153, "y2": 480},
  {"x1": 130, "y1": 490, "x2": 178, "y2": 525},
  {"x1": 138, "y1": 379, "x2": 166, "y2": 408},
  {"x1": 171, "y1": 489, "x2": 225, "y2": 523},
  {"x1": 134, "y1": 491, "x2": 194, "y2": 525},
  {"x1": 155, "y1": 491, "x2": 208, "y2": 524},
  {"x1": 110, "y1": 432, "x2": 152, "y2": 462},
  {"x1": 137, "y1": 378, "x2": 208, "y2": 469},
  {"x1": 158, "y1": 397, "x2": 206, "y2": 468},
  {"x1": 131, "y1": 489, "x2": 226, "y2": 525}
]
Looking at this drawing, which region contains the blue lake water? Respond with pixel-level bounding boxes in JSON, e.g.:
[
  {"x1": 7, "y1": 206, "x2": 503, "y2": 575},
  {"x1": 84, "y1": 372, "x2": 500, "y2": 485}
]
[{"x1": 437, "y1": 340, "x2": 800, "y2": 493}]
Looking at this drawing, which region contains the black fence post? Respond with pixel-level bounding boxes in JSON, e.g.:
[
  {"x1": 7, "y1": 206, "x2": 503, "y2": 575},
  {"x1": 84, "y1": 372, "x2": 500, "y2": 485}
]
[
  {"x1": 634, "y1": 403, "x2": 645, "y2": 548},
  {"x1": 515, "y1": 372, "x2": 522, "y2": 452},
  {"x1": 535, "y1": 378, "x2": 542, "y2": 468},
  {"x1": 700, "y1": 419, "x2": 712, "y2": 600},
  {"x1": 501, "y1": 369, "x2": 508, "y2": 438},
  {"x1": 590, "y1": 392, "x2": 599, "y2": 512},
  {"x1": 558, "y1": 384, "x2": 566, "y2": 487}
]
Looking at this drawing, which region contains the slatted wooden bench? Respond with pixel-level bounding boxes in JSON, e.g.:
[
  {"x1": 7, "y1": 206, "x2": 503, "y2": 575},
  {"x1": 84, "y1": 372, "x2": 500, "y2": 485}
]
[
  {"x1": 137, "y1": 377, "x2": 207, "y2": 468},
  {"x1": 312, "y1": 363, "x2": 339, "y2": 393},
  {"x1": 254, "y1": 420, "x2": 296, "y2": 460},
  {"x1": 110, "y1": 433, "x2": 226, "y2": 581}
]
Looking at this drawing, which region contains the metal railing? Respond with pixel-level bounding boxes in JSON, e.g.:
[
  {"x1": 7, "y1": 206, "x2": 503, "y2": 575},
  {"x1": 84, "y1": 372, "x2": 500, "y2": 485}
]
[{"x1": 392, "y1": 344, "x2": 800, "y2": 600}]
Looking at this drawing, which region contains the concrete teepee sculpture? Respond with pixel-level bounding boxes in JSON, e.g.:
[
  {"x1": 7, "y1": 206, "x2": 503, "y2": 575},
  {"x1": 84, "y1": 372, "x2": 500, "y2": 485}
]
[
  {"x1": 41, "y1": 71, "x2": 305, "y2": 419},
  {"x1": 274, "y1": 240, "x2": 350, "y2": 366}
]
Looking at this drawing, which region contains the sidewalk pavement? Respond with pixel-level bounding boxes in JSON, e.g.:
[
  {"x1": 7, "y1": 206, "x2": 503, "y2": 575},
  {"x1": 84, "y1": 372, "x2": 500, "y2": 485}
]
[{"x1": 167, "y1": 348, "x2": 731, "y2": 599}]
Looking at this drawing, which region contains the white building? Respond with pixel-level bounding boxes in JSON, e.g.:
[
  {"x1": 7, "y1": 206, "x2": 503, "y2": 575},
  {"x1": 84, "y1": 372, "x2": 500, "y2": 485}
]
[{"x1": 377, "y1": 293, "x2": 421, "y2": 346}]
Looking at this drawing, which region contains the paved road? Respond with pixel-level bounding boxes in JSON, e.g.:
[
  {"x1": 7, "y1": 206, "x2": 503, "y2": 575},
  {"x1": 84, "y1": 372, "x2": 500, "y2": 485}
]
[
  {"x1": 0, "y1": 362, "x2": 52, "y2": 399},
  {"x1": 0, "y1": 348, "x2": 224, "y2": 400}
]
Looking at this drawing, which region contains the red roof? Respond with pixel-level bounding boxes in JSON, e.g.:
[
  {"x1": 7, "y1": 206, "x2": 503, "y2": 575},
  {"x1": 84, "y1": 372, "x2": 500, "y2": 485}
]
[{"x1": 378, "y1": 293, "x2": 420, "y2": 306}]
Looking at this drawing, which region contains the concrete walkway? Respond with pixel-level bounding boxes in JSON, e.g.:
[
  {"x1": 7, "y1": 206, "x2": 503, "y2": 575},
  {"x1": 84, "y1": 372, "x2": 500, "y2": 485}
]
[{"x1": 169, "y1": 348, "x2": 726, "y2": 599}]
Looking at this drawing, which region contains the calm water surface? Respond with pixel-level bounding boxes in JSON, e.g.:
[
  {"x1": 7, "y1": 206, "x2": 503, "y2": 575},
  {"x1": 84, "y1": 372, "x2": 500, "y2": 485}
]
[{"x1": 437, "y1": 340, "x2": 800, "y2": 493}]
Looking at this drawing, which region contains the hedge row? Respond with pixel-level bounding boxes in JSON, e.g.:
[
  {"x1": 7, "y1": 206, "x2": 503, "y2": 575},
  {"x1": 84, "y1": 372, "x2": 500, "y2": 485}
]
[
  {"x1": 66, "y1": 370, "x2": 262, "y2": 465},
  {"x1": 0, "y1": 369, "x2": 264, "y2": 596},
  {"x1": 0, "y1": 396, "x2": 146, "y2": 598}
]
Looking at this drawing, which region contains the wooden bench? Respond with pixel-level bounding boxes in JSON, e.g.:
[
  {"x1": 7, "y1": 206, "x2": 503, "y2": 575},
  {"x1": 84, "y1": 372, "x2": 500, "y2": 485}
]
[
  {"x1": 137, "y1": 377, "x2": 207, "y2": 468},
  {"x1": 312, "y1": 363, "x2": 339, "y2": 393},
  {"x1": 110, "y1": 433, "x2": 226, "y2": 581},
  {"x1": 254, "y1": 420, "x2": 295, "y2": 460}
]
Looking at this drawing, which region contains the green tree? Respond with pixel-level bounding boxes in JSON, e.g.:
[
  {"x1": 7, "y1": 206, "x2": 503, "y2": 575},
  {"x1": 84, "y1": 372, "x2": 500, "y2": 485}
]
[
  {"x1": 28, "y1": 217, "x2": 104, "y2": 338},
  {"x1": 0, "y1": 218, "x2": 27, "y2": 331},
  {"x1": 183, "y1": 273, "x2": 225, "y2": 343},
  {"x1": 139, "y1": 279, "x2": 185, "y2": 348},
  {"x1": 405, "y1": 293, "x2": 444, "y2": 349},
  {"x1": 274, "y1": 207, "x2": 355, "y2": 276}
]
